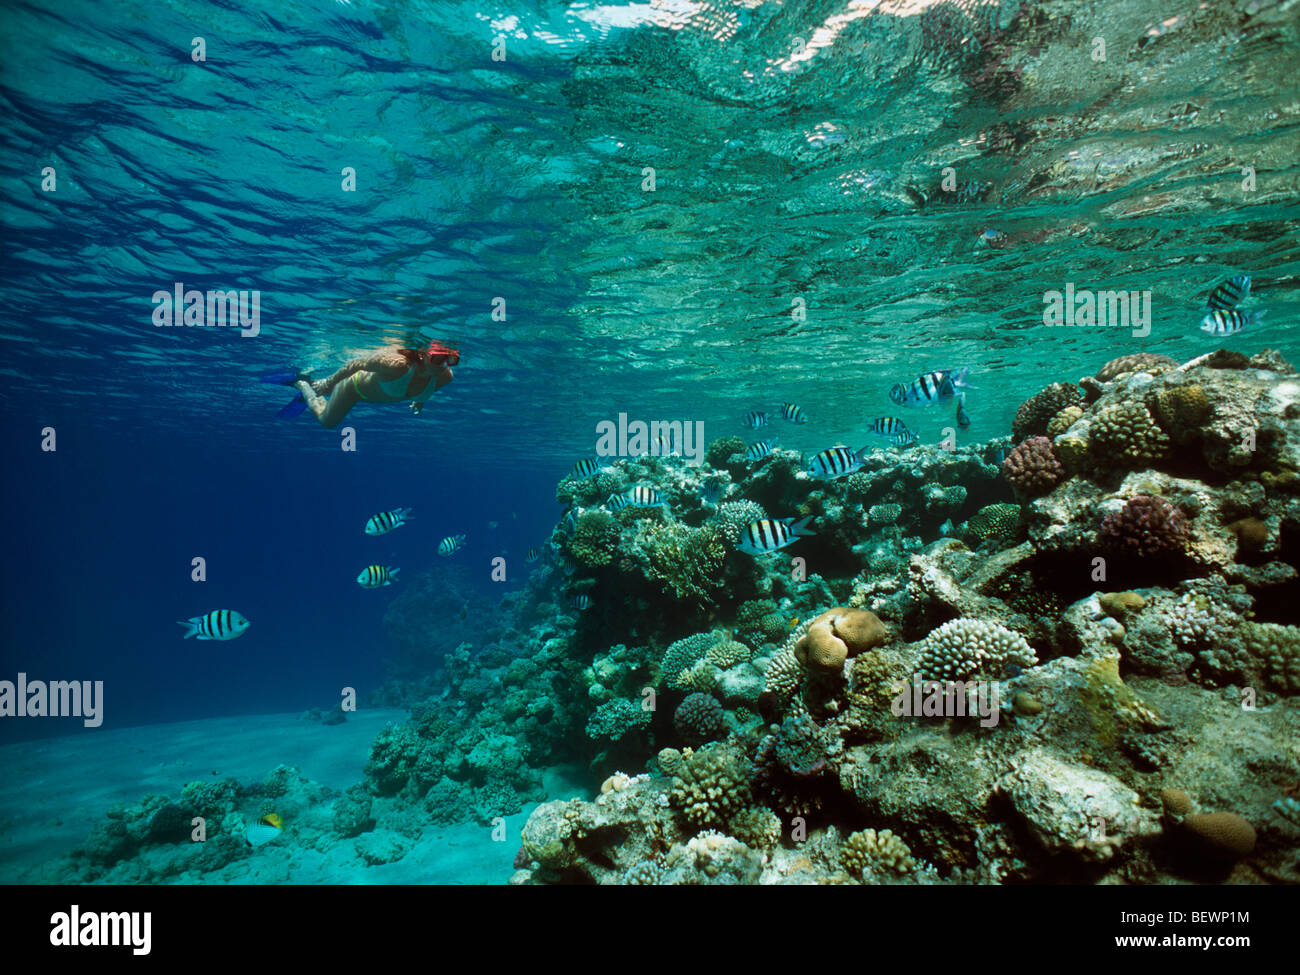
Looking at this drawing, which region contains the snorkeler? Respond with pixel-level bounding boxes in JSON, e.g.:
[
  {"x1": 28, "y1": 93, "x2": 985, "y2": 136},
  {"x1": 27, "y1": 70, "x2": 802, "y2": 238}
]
[{"x1": 262, "y1": 341, "x2": 458, "y2": 428}]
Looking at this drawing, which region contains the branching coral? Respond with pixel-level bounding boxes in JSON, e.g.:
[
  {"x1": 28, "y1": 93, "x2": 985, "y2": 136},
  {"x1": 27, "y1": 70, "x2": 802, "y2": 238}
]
[
  {"x1": 1099, "y1": 495, "x2": 1189, "y2": 557},
  {"x1": 965, "y1": 502, "x2": 1020, "y2": 543},
  {"x1": 1243, "y1": 623, "x2": 1300, "y2": 693},
  {"x1": 668, "y1": 741, "x2": 753, "y2": 829},
  {"x1": 916, "y1": 618, "x2": 1037, "y2": 682},
  {"x1": 728, "y1": 806, "x2": 784, "y2": 850},
  {"x1": 568, "y1": 509, "x2": 621, "y2": 569},
  {"x1": 1013, "y1": 382, "x2": 1083, "y2": 441},
  {"x1": 627, "y1": 520, "x2": 730, "y2": 606},
  {"x1": 1046, "y1": 405, "x2": 1084, "y2": 438},
  {"x1": 709, "y1": 501, "x2": 767, "y2": 544},
  {"x1": 1002, "y1": 436, "x2": 1065, "y2": 495},
  {"x1": 586, "y1": 698, "x2": 652, "y2": 741},
  {"x1": 706, "y1": 639, "x2": 753, "y2": 669},
  {"x1": 661, "y1": 632, "x2": 725, "y2": 688},
  {"x1": 1089, "y1": 402, "x2": 1170, "y2": 468},
  {"x1": 673, "y1": 693, "x2": 727, "y2": 745},
  {"x1": 736, "y1": 599, "x2": 789, "y2": 648},
  {"x1": 841, "y1": 828, "x2": 914, "y2": 878}
]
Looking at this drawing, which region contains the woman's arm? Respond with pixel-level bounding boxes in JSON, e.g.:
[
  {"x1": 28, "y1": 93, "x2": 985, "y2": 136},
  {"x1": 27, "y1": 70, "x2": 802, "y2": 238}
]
[{"x1": 409, "y1": 365, "x2": 453, "y2": 412}]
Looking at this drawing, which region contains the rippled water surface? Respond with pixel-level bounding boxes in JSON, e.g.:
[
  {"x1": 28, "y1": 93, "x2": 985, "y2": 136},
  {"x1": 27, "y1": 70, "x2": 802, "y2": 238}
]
[{"x1": 2, "y1": 0, "x2": 1298, "y2": 462}]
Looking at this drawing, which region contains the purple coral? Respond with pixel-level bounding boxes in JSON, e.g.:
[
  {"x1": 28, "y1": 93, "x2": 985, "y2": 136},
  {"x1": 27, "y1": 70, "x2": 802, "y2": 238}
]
[
  {"x1": 673, "y1": 693, "x2": 726, "y2": 745},
  {"x1": 1002, "y1": 436, "x2": 1065, "y2": 495},
  {"x1": 1099, "y1": 495, "x2": 1190, "y2": 557}
]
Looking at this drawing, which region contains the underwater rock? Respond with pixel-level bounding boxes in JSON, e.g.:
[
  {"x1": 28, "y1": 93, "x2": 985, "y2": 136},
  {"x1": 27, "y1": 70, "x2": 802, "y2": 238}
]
[{"x1": 996, "y1": 749, "x2": 1153, "y2": 862}]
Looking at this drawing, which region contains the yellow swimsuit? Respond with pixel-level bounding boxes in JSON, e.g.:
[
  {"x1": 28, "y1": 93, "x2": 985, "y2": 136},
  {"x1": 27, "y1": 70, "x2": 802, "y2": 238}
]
[{"x1": 352, "y1": 364, "x2": 416, "y2": 402}]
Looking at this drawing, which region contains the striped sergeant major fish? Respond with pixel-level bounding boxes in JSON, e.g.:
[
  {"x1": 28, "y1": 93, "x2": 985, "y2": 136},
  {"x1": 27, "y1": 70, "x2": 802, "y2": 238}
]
[
  {"x1": 569, "y1": 457, "x2": 603, "y2": 480},
  {"x1": 1199, "y1": 308, "x2": 1263, "y2": 336},
  {"x1": 889, "y1": 368, "x2": 973, "y2": 408},
  {"x1": 356, "y1": 566, "x2": 399, "y2": 588},
  {"x1": 573, "y1": 593, "x2": 592, "y2": 610},
  {"x1": 745, "y1": 440, "x2": 777, "y2": 462},
  {"x1": 743, "y1": 410, "x2": 771, "y2": 429},
  {"x1": 806, "y1": 445, "x2": 868, "y2": 479},
  {"x1": 891, "y1": 429, "x2": 919, "y2": 447},
  {"x1": 781, "y1": 403, "x2": 808, "y2": 424},
  {"x1": 656, "y1": 432, "x2": 681, "y2": 456},
  {"x1": 438, "y1": 534, "x2": 466, "y2": 556},
  {"x1": 868, "y1": 417, "x2": 910, "y2": 437},
  {"x1": 1206, "y1": 275, "x2": 1250, "y2": 311},
  {"x1": 525, "y1": 547, "x2": 541, "y2": 563},
  {"x1": 364, "y1": 507, "x2": 412, "y2": 536},
  {"x1": 607, "y1": 485, "x2": 664, "y2": 511},
  {"x1": 561, "y1": 506, "x2": 584, "y2": 535},
  {"x1": 736, "y1": 516, "x2": 816, "y2": 555},
  {"x1": 177, "y1": 609, "x2": 250, "y2": 640},
  {"x1": 956, "y1": 401, "x2": 971, "y2": 430}
]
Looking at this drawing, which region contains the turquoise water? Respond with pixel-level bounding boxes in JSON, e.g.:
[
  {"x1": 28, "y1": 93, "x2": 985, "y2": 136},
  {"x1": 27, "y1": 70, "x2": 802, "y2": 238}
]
[{"x1": 1, "y1": 0, "x2": 1298, "y2": 886}]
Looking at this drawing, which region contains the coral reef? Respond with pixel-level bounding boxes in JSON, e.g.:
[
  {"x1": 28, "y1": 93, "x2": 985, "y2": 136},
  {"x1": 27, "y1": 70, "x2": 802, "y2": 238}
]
[
  {"x1": 1002, "y1": 437, "x2": 1065, "y2": 496},
  {"x1": 1099, "y1": 495, "x2": 1189, "y2": 558},
  {"x1": 1013, "y1": 381, "x2": 1083, "y2": 441}
]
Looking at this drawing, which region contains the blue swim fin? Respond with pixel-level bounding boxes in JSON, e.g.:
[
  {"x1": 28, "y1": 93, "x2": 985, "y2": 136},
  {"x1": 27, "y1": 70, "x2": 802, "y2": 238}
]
[
  {"x1": 277, "y1": 395, "x2": 308, "y2": 418},
  {"x1": 260, "y1": 367, "x2": 303, "y2": 386}
]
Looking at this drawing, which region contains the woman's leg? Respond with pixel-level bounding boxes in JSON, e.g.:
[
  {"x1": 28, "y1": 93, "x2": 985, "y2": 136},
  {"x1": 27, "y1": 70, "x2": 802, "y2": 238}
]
[{"x1": 295, "y1": 377, "x2": 360, "y2": 429}]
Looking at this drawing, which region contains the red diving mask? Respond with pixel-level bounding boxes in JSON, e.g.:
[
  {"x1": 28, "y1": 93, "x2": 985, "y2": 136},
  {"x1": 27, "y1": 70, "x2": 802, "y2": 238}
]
[{"x1": 426, "y1": 341, "x2": 460, "y2": 366}]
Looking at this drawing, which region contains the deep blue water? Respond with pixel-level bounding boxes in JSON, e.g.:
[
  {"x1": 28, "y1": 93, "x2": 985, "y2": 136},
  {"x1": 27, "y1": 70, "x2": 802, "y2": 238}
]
[{"x1": 0, "y1": 418, "x2": 557, "y2": 740}]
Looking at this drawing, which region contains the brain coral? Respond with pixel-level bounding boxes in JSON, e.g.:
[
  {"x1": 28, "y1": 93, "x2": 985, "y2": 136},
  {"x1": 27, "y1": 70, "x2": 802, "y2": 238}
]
[
  {"x1": 1013, "y1": 382, "x2": 1083, "y2": 441},
  {"x1": 1089, "y1": 402, "x2": 1170, "y2": 468},
  {"x1": 841, "y1": 828, "x2": 914, "y2": 877},
  {"x1": 657, "y1": 747, "x2": 685, "y2": 777},
  {"x1": 917, "y1": 618, "x2": 1038, "y2": 682},
  {"x1": 1096, "y1": 353, "x2": 1178, "y2": 382},
  {"x1": 669, "y1": 741, "x2": 753, "y2": 829},
  {"x1": 966, "y1": 502, "x2": 1020, "y2": 542},
  {"x1": 1002, "y1": 436, "x2": 1065, "y2": 495},
  {"x1": 1099, "y1": 495, "x2": 1189, "y2": 558},
  {"x1": 1183, "y1": 812, "x2": 1256, "y2": 859},
  {"x1": 674, "y1": 693, "x2": 727, "y2": 745},
  {"x1": 1242, "y1": 622, "x2": 1300, "y2": 693}
]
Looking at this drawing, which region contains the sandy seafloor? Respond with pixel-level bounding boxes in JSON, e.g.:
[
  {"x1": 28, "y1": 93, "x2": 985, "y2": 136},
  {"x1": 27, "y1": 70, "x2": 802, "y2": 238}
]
[{"x1": 0, "y1": 710, "x2": 583, "y2": 884}]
